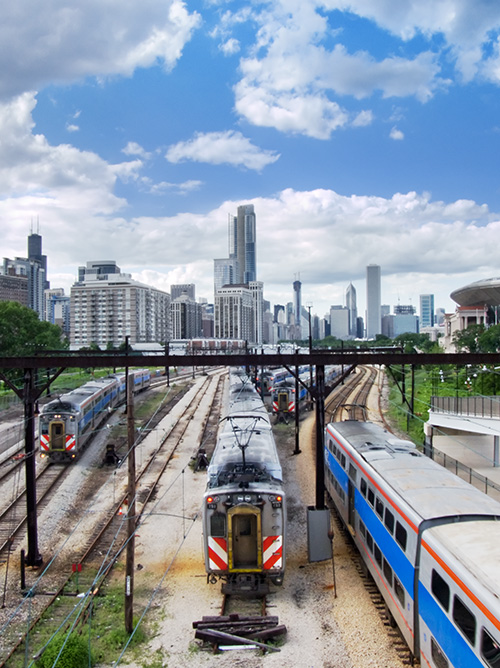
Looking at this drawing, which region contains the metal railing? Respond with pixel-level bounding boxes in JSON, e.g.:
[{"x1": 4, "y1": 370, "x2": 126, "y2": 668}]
[
  {"x1": 431, "y1": 395, "x2": 500, "y2": 419},
  {"x1": 427, "y1": 446, "x2": 500, "y2": 504}
]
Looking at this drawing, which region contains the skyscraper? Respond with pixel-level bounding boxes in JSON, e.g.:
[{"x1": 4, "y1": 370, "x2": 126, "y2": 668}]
[
  {"x1": 345, "y1": 282, "x2": 357, "y2": 336},
  {"x1": 230, "y1": 204, "x2": 256, "y2": 284},
  {"x1": 366, "y1": 264, "x2": 381, "y2": 339},
  {"x1": 420, "y1": 294, "x2": 435, "y2": 328}
]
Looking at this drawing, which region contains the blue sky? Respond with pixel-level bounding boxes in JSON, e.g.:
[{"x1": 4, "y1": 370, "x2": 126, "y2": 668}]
[{"x1": 3, "y1": 0, "x2": 500, "y2": 321}]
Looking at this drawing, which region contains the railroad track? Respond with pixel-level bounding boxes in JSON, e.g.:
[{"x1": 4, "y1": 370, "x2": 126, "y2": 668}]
[
  {"x1": 0, "y1": 371, "x2": 225, "y2": 667},
  {"x1": 0, "y1": 460, "x2": 65, "y2": 556},
  {"x1": 329, "y1": 504, "x2": 414, "y2": 666},
  {"x1": 326, "y1": 365, "x2": 376, "y2": 422}
]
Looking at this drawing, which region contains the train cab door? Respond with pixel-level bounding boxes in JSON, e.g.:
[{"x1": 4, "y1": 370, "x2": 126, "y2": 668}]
[
  {"x1": 228, "y1": 506, "x2": 262, "y2": 570},
  {"x1": 50, "y1": 421, "x2": 65, "y2": 452},
  {"x1": 277, "y1": 390, "x2": 289, "y2": 413}
]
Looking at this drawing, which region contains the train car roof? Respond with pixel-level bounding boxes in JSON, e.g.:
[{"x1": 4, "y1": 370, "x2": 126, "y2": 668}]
[
  {"x1": 327, "y1": 420, "x2": 500, "y2": 521},
  {"x1": 427, "y1": 520, "x2": 500, "y2": 606}
]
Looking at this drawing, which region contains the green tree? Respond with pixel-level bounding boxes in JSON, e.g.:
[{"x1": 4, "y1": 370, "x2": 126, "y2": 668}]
[
  {"x1": 0, "y1": 301, "x2": 64, "y2": 356},
  {"x1": 452, "y1": 324, "x2": 485, "y2": 352},
  {"x1": 478, "y1": 323, "x2": 500, "y2": 352}
]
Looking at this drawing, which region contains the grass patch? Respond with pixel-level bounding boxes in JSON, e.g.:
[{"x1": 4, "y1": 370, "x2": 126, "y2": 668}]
[{"x1": 9, "y1": 579, "x2": 153, "y2": 668}]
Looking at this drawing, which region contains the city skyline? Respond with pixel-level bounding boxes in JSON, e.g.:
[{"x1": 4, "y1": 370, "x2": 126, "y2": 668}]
[{"x1": 2, "y1": 2, "x2": 500, "y2": 319}]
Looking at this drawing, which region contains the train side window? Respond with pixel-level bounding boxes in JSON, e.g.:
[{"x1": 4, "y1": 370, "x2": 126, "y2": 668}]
[
  {"x1": 349, "y1": 464, "x2": 357, "y2": 482},
  {"x1": 360, "y1": 479, "x2": 367, "y2": 497},
  {"x1": 481, "y1": 628, "x2": 500, "y2": 668},
  {"x1": 210, "y1": 513, "x2": 226, "y2": 538},
  {"x1": 453, "y1": 595, "x2": 476, "y2": 646},
  {"x1": 431, "y1": 570, "x2": 450, "y2": 611},
  {"x1": 383, "y1": 558, "x2": 393, "y2": 586},
  {"x1": 431, "y1": 637, "x2": 449, "y2": 668},
  {"x1": 375, "y1": 498, "x2": 384, "y2": 519},
  {"x1": 384, "y1": 509, "x2": 394, "y2": 534},
  {"x1": 395, "y1": 522, "x2": 407, "y2": 551},
  {"x1": 367, "y1": 489, "x2": 375, "y2": 507},
  {"x1": 374, "y1": 543, "x2": 382, "y2": 567},
  {"x1": 341, "y1": 454, "x2": 346, "y2": 468},
  {"x1": 394, "y1": 576, "x2": 405, "y2": 607},
  {"x1": 359, "y1": 519, "x2": 366, "y2": 538},
  {"x1": 366, "y1": 531, "x2": 373, "y2": 552}
]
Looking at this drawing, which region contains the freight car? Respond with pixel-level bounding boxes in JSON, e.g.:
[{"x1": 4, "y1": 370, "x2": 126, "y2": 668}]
[
  {"x1": 202, "y1": 368, "x2": 286, "y2": 594},
  {"x1": 325, "y1": 419, "x2": 500, "y2": 668},
  {"x1": 38, "y1": 369, "x2": 151, "y2": 462}
]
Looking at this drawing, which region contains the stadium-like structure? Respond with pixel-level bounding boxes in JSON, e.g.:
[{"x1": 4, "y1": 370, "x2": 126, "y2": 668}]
[{"x1": 451, "y1": 278, "x2": 500, "y2": 308}]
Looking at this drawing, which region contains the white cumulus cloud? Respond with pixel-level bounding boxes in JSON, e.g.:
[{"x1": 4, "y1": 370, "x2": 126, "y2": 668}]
[{"x1": 165, "y1": 130, "x2": 280, "y2": 170}]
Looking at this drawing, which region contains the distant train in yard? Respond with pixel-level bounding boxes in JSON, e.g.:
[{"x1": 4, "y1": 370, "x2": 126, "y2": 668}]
[
  {"x1": 38, "y1": 369, "x2": 151, "y2": 462},
  {"x1": 325, "y1": 419, "x2": 500, "y2": 668},
  {"x1": 271, "y1": 364, "x2": 339, "y2": 417},
  {"x1": 202, "y1": 368, "x2": 286, "y2": 593}
]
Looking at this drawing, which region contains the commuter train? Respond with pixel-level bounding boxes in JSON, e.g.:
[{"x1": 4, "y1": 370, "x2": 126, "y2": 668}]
[
  {"x1": 272, "y1": 365, "x2": 339, "y2": 416},
  {"x1": 202, "y1": 368, "x2": 286, "y2": 594},
  {"x1": 325, "y1": 420, "x2": 500, "y2": 668},
  {"x1": 38, "y1": 369, "x2": 151, "y2": 462}
]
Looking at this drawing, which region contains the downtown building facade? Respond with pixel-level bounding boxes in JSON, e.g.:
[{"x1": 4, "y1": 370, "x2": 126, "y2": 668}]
[{"x1": 70, "y1": 261, "x2": 171, "y2": 348}]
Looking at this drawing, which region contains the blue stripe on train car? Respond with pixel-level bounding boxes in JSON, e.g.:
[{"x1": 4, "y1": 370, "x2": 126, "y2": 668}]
[{"x1": 418, "y1": 584, "x2": 480, "y2": 668}]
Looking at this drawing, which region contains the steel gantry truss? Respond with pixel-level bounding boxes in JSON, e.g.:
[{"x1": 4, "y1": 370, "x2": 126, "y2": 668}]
[{"x1": 2, "y1": 348, "x2": 500, "y2": 567}]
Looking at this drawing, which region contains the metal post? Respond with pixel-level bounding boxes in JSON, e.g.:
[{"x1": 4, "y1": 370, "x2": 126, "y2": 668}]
[
  {"x1": 315, "y1": 364, "x2": 325, "y2": 510},
  {"x1": 125, "y1": 376, "x2": 136, "y2": 633},
  {"x1": 294, "y1": 364, "x2": 301, "y2": 455},
  {"x1": 24, "y1": 368, "x2": 42, "y2": 567},
  {"x1": 165, "y1": 342, "x2": 170, "y2": 387},
  {"x1": 494, "y1": 435, "x2": 499, "y2": 467}
]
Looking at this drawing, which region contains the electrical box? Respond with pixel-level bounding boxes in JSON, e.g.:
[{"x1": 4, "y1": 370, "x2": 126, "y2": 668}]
[{"x1": 307, "y1": 506, "x2": 332, "y2": 562}]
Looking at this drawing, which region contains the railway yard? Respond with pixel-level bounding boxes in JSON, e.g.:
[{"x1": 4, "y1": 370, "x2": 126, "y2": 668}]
[{"x1": 0, "y1": 366, "x2": 411, "y2": 667}]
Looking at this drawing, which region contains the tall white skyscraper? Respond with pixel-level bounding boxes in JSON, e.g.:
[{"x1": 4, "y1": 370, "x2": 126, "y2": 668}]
[
  {"x1": 345, "y1": 282, "x2": 357, "y2": 336},
  {"x1": 366, "y1": 264, "x2": 381, "y2": 339}
]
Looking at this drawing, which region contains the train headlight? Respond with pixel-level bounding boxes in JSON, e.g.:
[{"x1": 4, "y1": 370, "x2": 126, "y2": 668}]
[{"x1": 269, "y1": 494, "x2": 283, "y2": 508}]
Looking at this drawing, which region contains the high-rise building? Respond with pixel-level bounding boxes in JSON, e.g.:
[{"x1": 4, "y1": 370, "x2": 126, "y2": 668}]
[
  {"x1": 345, "y1": 282, "x2": 357, "y2": 336},
  {"x1": 329, "y1": 305, "x2": 349, "y2": 339},
  {"x1": 0, "y1": 269, "x2": 28, "y2": 307},
  {"x1": 3, "y1": 256, "x2": 46, "y2": 319},
  {"x1": 249, "y1": 280, "x2": 264, "y2": 344},
  {"x1": 171, "y1": 284, "x2": 195, "y2": 301},
  {"x1": 366, "y1": 264, "x2": 381, "y2": 339},
  {"x1": 78, "y1": 260, "x2": 121, "y2": 282},
  {"x1": 28, "y1": 230, "x2": 49, "y2": 291},
  {"x1": 214, "y1": 257, "x2": 238, "y2": 292},
  {"x1": 171, "y1": 292, "x2": 202, "y2": 339},
  {"x1": 70, "y1": 264, "x2": 171, "y2": 348},
  {"x1": 214, "y1": 285, "x2": 255, "y2": 342},
  {"x1": 45, "y1": 288, "x2": 70, "y2": 336},
  {"x1": 420, "y1": 294, "x2": 435, "y2": 328},
  {"x1": 230, "y1": 204, "x2": 256, "y2": 284}
]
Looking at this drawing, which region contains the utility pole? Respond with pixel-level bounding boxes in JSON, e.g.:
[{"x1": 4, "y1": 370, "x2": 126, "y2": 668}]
[
  {"x1": 24, "y1": 368, "x2": 42, "y2": 567},
  {"x1": 125, "y1": 370, "x2": 136, "y2": 633}
]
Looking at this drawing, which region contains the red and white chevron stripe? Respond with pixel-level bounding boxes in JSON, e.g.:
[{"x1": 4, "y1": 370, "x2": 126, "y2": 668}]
[
  {"x1": 65, "y1": 435, "x2": 76, "y2": 451},
  {"x1": 263, "y1": 535, "x2": 282, "y2": 570},
  {"x1": 208, "y1": 536, "x2": 228, "y2": 571},
  {"x1": 40, "y1": 435, "x2": 50, "y2": 452}
]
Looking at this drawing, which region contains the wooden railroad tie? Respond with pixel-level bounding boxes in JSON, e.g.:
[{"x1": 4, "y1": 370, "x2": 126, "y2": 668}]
[{"x1": 193, "y1": 613, "x2": 287, "y2": 651}]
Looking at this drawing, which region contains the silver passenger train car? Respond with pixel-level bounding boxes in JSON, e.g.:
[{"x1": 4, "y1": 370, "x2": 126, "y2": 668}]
[
  {"x1": 202, "y1": 368, "x2": 286, "y2": 593},
  {"x1": 39, "y1": 369, "x2": 151, "y2": 462},
  {"x1": 325, "y1": 420, "x2": 500, "y2": 668}
]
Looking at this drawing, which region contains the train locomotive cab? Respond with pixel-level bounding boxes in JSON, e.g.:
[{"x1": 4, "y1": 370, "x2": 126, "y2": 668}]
[
  {"x1": 204, "y1": 476, "x2": 285, "y2": 592},
  {"x1": 39, "y1": 400, "x2": 79, "y2": 462},
  {"x1": 203, "y1": 370, "x2": 286, "y2": 594}
]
